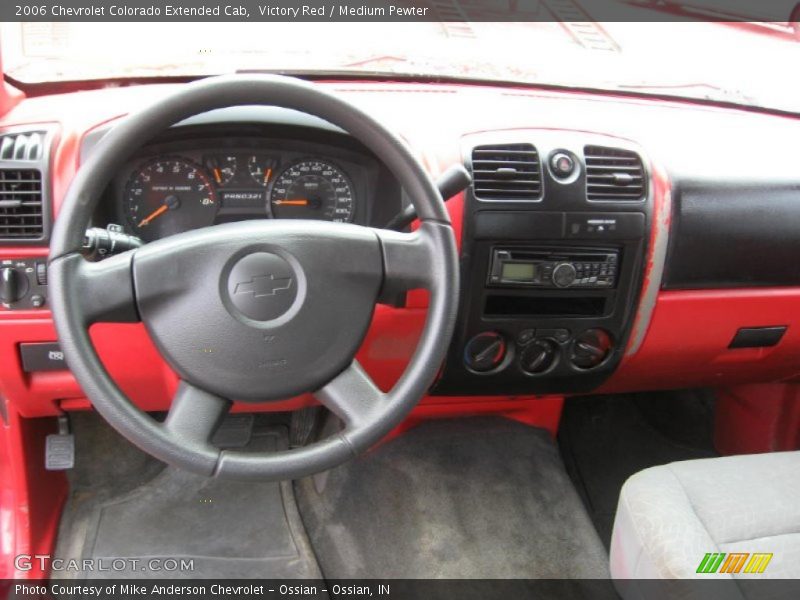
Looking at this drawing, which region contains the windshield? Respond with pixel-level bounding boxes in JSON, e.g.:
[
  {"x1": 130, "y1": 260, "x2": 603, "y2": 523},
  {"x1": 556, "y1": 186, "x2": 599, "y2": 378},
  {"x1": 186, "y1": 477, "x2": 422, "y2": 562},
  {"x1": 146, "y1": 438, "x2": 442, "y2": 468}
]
[{"x1": 2, "y1": 19, "x2": 799, "y2": 113}]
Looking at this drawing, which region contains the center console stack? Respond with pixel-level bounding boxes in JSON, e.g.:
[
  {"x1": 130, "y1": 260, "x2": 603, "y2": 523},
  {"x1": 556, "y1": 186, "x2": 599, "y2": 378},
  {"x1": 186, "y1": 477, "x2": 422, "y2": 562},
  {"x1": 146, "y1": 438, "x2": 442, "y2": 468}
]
[{"x1": 432, "y1": 130, "x2": 652, "y2": 395}]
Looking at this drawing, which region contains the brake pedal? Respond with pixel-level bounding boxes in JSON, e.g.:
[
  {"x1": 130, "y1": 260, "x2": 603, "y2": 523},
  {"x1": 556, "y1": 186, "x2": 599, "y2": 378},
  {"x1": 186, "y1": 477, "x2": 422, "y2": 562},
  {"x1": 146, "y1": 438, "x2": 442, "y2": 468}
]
[{"x1": 45, "y1": 415, "x2": 74, "y2": 470}]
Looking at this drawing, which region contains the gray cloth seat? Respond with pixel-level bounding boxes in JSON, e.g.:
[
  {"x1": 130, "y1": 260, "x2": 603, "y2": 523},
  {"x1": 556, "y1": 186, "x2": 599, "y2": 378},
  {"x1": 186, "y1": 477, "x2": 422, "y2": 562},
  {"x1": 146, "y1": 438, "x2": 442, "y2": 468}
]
[{"x1": 610, "y1": 450, "x2": 800, "y2": 594}]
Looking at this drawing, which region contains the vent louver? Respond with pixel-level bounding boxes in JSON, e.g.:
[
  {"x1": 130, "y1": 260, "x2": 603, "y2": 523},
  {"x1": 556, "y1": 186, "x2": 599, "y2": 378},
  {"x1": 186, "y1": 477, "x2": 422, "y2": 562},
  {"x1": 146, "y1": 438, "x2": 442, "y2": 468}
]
[
  {"x1": 0, "y1": 131, "x2": 45, "y2": 161},
  {"x1": 584, "y1": 145, "x2": 645, "y2": 201},
  {"x1": 471, "y1": 143, "x2": 542, "y2": 200},
  {"x1": 0, "y1": 169, "x2": 44, "y2": 239}
]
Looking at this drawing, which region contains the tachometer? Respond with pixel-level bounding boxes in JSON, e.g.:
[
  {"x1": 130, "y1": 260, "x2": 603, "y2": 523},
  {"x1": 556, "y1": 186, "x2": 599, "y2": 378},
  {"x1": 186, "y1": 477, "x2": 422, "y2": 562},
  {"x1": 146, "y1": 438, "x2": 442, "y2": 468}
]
[
  {"x1": 269, "y1": 160, "x2": 355, "y2": 222},
  {"x1": 125, "y1": 157, "x2": 218, "y2": 242}
]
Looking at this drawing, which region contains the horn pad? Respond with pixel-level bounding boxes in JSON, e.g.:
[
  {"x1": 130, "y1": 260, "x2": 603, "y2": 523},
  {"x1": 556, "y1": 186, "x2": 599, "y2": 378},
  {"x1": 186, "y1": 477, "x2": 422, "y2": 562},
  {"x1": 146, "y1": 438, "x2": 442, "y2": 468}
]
[
  {"x1": 131, "y1": 220, "x2": 383, "y2": 401},
  {"x1": 225, "y1": 251, "x2": 302, "y2": 324}
]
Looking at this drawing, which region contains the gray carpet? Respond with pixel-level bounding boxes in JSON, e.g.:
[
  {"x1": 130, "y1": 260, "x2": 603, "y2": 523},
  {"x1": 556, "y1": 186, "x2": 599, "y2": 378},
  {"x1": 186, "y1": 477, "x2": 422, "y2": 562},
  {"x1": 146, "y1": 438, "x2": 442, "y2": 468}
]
[
  {"x1": 54, "y1": 415, "x2": 321, "y2": 579},
  {"x1": 296, "y1": 417, "x2": 611, "y2": 579}
]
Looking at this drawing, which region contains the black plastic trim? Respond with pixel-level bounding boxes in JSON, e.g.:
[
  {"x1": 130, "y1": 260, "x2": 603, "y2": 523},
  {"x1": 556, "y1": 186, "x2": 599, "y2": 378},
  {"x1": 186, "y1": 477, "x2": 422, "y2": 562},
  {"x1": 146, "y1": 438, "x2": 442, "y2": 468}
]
[
  {"x1": 664, "y1": 181, "x2": 800, "y2": 289},
  {"x1": 433, "y1": 129, "x2": 652, "y2": 396}
]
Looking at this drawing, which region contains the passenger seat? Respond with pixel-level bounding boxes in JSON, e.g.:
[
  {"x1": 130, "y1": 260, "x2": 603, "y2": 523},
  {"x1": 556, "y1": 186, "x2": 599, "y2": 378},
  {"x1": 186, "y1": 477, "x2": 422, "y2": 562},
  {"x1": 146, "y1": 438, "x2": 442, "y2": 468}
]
[{"x1": 610, "y1": 451, "x2": 800, "y2": 595}]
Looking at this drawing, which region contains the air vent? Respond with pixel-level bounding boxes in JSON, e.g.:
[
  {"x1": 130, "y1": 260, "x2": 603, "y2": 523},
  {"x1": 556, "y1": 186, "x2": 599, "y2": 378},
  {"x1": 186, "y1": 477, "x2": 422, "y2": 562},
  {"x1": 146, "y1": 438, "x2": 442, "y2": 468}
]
[
  {"x1": 584, "y1": 145, "x2": 645, "y2": 201},
  {"x1": 0, "y1": 169, "x2": 44, "y2": 239},
  {"x1": 471, "y1": 143, "x2": 542, "y2": 200},
  {"x1": 0, "y1": 132, "x2": 46, "y2": 161}
]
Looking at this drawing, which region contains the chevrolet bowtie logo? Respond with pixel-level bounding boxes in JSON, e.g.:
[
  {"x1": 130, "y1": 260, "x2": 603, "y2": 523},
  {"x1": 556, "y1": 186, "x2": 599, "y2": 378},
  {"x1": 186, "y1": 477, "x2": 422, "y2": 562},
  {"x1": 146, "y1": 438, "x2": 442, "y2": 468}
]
[{"x1": 234, "y1": 274, "x2": 293, "y2": 298}]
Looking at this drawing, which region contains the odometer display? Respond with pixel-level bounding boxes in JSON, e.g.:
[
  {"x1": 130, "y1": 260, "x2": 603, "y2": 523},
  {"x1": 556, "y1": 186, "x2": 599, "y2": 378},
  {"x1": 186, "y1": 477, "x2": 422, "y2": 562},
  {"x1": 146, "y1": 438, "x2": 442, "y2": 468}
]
[
  {"x1": 125, "y1": 158, "x2": 218, "y2": 241},
  {"x1": 269, "y1": 160, "x2": 355, "y2": 222}
]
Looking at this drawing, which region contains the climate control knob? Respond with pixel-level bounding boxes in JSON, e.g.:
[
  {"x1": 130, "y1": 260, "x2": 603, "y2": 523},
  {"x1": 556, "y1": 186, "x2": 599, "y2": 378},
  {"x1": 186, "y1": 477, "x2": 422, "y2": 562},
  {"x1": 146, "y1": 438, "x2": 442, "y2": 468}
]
[
  {"x1": 464, "y1": 331, "x2": 507, "y2": 372},
  {"x1": 552, "y1": 262, "x2": 577, "y2": 288},
  {"x1": 519, "y1": 339, "x2": 558, "y2": 374},
  {"x1": 570, "y1": 329, "x2": 613, "y2": 369}
]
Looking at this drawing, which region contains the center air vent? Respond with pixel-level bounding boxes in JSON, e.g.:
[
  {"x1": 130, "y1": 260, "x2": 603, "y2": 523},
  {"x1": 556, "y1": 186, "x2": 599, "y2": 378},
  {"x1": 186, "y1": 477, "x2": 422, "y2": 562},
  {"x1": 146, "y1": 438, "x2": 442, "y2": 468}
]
[
  {"x1": 471, "y1": 143, "x2": 542, "y2": 201},
  {"x1": 584, "y1": 145, "x2": 645, "y2": 201},
  {"x1": 0, "y1": 169, "x2": 44, "y2": 240}
]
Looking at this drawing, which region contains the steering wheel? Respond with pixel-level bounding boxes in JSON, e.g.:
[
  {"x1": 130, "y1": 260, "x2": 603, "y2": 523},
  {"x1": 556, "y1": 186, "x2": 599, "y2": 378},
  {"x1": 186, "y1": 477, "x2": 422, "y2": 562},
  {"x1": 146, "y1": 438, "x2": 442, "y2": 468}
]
[{"x1": 48, "y1": 75, "x2": 459, "y2": 480}]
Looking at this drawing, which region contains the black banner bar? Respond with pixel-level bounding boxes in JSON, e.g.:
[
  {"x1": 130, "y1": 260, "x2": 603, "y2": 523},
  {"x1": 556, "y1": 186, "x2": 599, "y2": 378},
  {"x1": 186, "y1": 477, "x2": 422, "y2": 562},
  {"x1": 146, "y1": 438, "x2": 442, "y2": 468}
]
[
  {"x1": 1, "y1": 0, "x2": 795, "y2": 22},
  {"x1": 3, "y1": 579, "x2": 800, "y2": 600}
]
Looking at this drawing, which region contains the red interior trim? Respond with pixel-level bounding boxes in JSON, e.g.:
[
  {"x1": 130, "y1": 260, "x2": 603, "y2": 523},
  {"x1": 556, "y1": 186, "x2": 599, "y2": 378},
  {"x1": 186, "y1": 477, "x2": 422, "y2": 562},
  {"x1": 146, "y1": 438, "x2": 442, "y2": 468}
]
[
  {"x1": 0, "y1": 407, "x2": 67, "y2": 579},
  {"x1": 715, "y1": 384, "x2": 800, "y2": 455},
  {"x1": 602, "y1": 288, "x2": 800, "y2": 393}
]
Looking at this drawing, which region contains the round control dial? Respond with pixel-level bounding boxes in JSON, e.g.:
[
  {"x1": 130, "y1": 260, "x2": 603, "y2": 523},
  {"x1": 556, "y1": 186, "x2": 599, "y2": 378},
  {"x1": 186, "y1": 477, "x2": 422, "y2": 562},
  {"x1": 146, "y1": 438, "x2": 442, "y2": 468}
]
[
  {"x1": 552, "y1": 262, "x2": 577, "y2": 288},
  {"x1": 519, "y1": 339, "x2": 558, "y2": 374},
  {"x1": 464, "y1": 331, "x2": 507, "y2": 373},
  {"x1": 0, "y1": 267, "x2": 29, "y2": 304},
  {"x1": 570, "y1": 329, "x2": 613, "y2": 369}
]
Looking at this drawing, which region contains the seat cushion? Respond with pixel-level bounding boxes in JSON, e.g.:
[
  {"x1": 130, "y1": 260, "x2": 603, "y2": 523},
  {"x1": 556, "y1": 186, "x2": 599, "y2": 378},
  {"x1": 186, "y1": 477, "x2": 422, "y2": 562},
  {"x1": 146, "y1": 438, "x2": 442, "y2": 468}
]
[{"x1": 610, "y1": 451, "x2": 800, "y2": 584}]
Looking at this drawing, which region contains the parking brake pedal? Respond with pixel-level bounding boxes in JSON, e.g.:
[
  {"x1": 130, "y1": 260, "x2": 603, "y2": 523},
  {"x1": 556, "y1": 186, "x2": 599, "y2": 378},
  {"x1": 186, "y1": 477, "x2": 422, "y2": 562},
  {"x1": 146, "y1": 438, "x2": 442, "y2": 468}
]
[{"x1": 45, "y1": 416, "x2": 74, "y2": 470}]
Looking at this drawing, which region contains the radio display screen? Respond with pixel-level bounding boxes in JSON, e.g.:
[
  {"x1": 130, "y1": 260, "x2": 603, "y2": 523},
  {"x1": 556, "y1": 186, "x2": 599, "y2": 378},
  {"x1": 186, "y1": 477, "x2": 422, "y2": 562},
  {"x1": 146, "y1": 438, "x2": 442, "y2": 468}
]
[{"x1": 501, "y1": 262, "x2": 535, "y2": 281}]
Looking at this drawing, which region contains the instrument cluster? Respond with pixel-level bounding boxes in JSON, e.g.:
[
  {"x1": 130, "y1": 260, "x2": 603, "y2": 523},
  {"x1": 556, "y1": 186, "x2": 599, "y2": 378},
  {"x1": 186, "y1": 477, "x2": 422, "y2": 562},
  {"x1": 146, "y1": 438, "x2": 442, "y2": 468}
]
[{"x1": 110, "y1": 137, "x2": 377, "y2": 242}]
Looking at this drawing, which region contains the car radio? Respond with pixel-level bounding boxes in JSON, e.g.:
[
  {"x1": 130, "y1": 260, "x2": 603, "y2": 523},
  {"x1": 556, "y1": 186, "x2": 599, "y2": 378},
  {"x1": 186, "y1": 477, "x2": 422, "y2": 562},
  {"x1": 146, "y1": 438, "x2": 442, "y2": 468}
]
[{"x1": 487, "y1": 247, "x2": 619, "y2": 289}]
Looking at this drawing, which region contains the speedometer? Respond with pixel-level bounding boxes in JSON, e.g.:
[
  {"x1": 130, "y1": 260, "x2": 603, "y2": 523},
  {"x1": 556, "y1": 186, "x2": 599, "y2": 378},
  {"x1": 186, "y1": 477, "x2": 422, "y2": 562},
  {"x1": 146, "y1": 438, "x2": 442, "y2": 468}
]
[
  {"x1": 269, "y1": 160, "x2": 355, "y2": 222},
  {"x1": 125, "y1": 157, "x2": 218, "y2": 242}
]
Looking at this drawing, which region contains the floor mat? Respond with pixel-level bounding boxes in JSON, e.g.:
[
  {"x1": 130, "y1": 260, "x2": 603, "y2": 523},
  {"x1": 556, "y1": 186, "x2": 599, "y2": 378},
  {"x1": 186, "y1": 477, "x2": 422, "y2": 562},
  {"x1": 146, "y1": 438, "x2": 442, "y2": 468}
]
[
  {"x1": 559, "y1": 391, "x2": 718, "y2": 548},
  {"x1": 296, "y1": 417, "x2": 612, "y2": 581},
  {"x1": 55, "y1": 417, "x2": 321, "y2": 579}
]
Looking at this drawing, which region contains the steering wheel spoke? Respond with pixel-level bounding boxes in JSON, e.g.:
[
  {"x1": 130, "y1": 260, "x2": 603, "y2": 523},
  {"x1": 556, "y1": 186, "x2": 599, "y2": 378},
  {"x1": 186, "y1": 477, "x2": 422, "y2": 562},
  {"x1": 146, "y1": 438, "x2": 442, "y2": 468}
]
[
  {"x1": 164, "y1": 380, "x2": 232, "y2": 448},
  {"x1": 314, "y1": 361, "x2": 386, "y2": 429},
  {"x1": 373, "y1": 224, "x2": 440, "y2": 302},
  {"x1": 50, "y1": 251, "x2": 139, "y2": 325}
]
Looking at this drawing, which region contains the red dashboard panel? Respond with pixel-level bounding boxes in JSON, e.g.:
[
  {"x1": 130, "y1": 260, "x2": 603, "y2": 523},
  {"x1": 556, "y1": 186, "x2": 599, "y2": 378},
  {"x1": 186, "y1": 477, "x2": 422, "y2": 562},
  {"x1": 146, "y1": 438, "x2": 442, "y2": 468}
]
[{"x1": 604, "y1": 288, "x2": 800, "y2": 393}]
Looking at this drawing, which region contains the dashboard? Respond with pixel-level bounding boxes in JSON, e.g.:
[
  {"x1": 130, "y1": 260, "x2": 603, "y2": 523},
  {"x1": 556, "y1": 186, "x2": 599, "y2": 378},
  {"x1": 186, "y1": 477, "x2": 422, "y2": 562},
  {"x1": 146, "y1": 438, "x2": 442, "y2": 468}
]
[
  {"x1": 91, "y1": 124, "x2": 403, "y2": 242},
  {"x1": 3, "y1": 80, "x2": 800, "y2": 421}
]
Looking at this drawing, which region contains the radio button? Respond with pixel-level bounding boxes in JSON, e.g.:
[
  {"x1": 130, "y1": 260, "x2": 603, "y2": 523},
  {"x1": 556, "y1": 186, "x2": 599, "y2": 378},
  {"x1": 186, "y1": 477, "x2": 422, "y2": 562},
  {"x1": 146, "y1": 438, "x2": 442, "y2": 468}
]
[{"x1": 552, "y1": 263, "x2": 577, "y2": 288}]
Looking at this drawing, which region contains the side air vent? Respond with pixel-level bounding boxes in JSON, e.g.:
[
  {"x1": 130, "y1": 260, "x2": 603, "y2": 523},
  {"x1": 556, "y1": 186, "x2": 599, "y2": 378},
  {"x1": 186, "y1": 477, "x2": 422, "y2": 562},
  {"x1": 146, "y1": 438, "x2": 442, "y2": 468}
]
[
  {"x1": 584, "y1": 145, "x2": 645, "y2": 201},
  {"x1": 0, "y1": 131, "x2": 46, "y2": 161},
  {"x1": 471, "y1": 143, "x2": 542, "y2": 200},
  {"x1": 0, "y1": 169, "x2": 44, "y2": 239}
]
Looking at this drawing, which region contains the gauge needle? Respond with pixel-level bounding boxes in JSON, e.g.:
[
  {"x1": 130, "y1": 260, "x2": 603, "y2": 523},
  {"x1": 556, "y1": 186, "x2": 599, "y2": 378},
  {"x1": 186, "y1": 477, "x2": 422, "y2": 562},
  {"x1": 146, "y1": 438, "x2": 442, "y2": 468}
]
[
  {"x1": 213, "y1": 168, "x2": 223, "y2": 184},
  {"x1": 264, "y1": 168, "x2": 272, "y2": 183},
  {"x1": 137, "y1": 204, "x2": 168, "y2": 227},
  {"x1": 274, "y1": 199, "x2": 309, "y2": 206}
]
